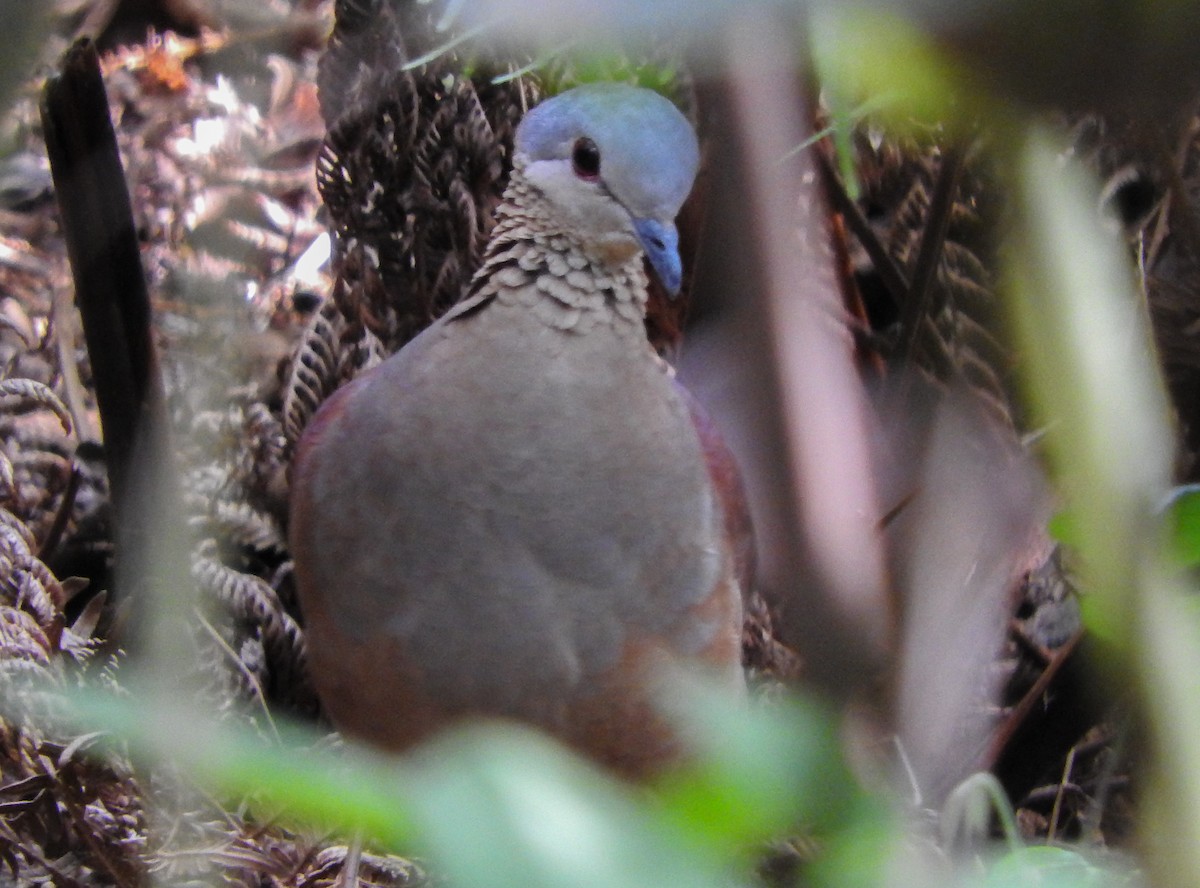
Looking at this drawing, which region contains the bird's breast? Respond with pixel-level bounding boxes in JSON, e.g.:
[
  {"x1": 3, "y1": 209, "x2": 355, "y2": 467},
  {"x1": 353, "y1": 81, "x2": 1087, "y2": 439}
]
[{"x1": 292, "y1": 299, "x2": 731, "y2": 729}]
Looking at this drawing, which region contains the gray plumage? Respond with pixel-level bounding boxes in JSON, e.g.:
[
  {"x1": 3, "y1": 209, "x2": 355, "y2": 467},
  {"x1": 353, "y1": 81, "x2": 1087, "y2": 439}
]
[{"x1": 289, "y1": 84, "x2": 743, "y2": 777}]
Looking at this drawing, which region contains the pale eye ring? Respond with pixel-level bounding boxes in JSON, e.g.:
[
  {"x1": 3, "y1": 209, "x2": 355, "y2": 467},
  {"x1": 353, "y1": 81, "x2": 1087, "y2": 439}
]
[{"x1": 571, "y1": 137, "x2": 601, "y2": 180}]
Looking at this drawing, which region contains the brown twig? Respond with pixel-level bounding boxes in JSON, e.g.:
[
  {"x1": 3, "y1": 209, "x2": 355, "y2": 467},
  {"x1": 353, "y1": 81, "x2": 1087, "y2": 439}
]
[
  {"x1": 897, "y1": 145, "x2": 966, "y2": 366},
  {"x1": 1150, "y1": 111, "x2": 1200, "y2": 269},
  {"x1": 36, "y1": 465, "x2": 81, "y2": 565},
  {"x1": 986, "y1": 629, "x2": 1083, "y2": 768},
  {"x1": 816, "y1": 147, "x2": 911, "y2": 310}
]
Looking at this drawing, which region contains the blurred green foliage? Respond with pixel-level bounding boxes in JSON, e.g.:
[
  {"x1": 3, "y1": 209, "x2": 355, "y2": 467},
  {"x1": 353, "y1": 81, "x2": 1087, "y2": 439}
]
[
  {"x1": 0, "y1": 7, "x2": 52, "y2": 149},
  {"x1": 66, "y1": 679, "x2": 879, "y2": 888},
  {"x1": 1164, "y1": 486, "x2": 1200, "y2": 567}
]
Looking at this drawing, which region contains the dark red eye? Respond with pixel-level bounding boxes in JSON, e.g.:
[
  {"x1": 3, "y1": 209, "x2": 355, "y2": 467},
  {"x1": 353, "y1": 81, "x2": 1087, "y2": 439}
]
[{"x1": 571, "y1": 137, "x2": 601, "y2": 180}]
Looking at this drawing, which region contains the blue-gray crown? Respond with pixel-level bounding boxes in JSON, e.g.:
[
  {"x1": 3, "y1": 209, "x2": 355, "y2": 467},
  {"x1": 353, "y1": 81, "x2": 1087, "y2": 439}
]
[{"x1": 516, "y1": 83, "x2": 700, "y2": 221}]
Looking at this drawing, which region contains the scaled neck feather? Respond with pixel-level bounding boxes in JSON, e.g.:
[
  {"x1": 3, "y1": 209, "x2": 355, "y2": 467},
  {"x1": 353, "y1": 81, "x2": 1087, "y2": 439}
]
[{"x1": 465, "y1": 164, "x2": 650, "y2": 334}]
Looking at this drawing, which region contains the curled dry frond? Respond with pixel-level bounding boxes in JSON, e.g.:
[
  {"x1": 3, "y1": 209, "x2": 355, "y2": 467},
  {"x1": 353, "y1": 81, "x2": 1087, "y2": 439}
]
[
  {"x1": 282, "y1": 299, "x2": 347, "y2": 451},
  {"x1": 0, "y1": 500, "x2": 71, "y2": 659},
  {"x1": 853, "y1": 133, "x2": 1015, "y2": 425},
  {"x1": 0, "y1": 378, "x2": 72, "y2": 435},
  {"x1": 240, "y1": 403, "x2": 287, "y2": 496},
  {"x1": 214, "y1": 825, "x2": 424, "y2": 887},
  {"x1": 0, "y1": 506, "x2": 36, "y2": 552},
  {"x1": 280, "y1": 294, "x2": 386, "y2": 453},
  {"x1": 209, "y1": 498, "x2": 288, "y2": 555},
  {"x1": 10, "y1": 562, "x2": 60, "y2": 629},
  {"x1": 315, "y1": 0, "x2": 530, "y2": 351},
  {"x1": 0, "y1": 450, "x2": 15, "y2": 497},
  {"x1": 0, "y1": 605, "x2": 53, "y2": 669},
  {"x1": 192, "y1": 541, "x2": 309, "y2": 706},
  {"x1": 0, "y1": 712, "x2": 147, "y2": 885}
]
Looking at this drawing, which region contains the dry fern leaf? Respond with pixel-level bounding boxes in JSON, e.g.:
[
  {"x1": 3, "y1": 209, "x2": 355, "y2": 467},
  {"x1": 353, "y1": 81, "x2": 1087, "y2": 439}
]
[
  {"x1": 280, "y1": 295, "x2": 385, "y2": 452},
  {"x1": 281, "y1": 298, "x2": 347, "y2": 450},
  {"x1": 0, "y1": 506, "x2": 36, "y2": 551},
  {"x1": 192, "y1": 543, "x2": 307, "y2": 693},
  {"x1": 208, "y1": 499, "x2": 287, "y2": 555},
  {"x1": 0, "y1": 378, "x2": 72, "y2": 435},
  {"x1": 0, "y1": 606, "x2": 53, "y2": 668}
]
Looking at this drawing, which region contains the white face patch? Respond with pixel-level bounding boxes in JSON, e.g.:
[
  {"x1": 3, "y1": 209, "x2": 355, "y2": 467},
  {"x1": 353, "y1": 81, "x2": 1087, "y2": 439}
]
[{"x1": 522, "y1": 157, "x2": 641, "y2": 266}]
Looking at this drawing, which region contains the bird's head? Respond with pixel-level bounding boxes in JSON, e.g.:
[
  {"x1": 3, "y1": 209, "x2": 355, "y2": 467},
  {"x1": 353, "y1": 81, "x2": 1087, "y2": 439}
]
[{"x1": 514, "y1": 83, "x2": 700, "y2": 297}]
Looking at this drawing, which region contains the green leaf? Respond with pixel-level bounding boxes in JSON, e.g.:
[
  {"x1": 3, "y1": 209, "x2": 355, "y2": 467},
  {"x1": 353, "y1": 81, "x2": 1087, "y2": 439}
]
[
  {"x1": 983, "y1": 845, "x2": 1117, "y2": 888},
  {"x1": 1002, "y1": 125, "x2": 1200, "y2": 888},
  {"x1": 405, "y1": 725, "x2": 730, "y2": 888},
  {"x1": 1164, "y1": 485, "x2": 1200, "y2": 567},
  {"x1": 810, "y1": 6, "x2": 989, "y2": 135},
  {"x1": 654, "y1": 679, "x2": 877, "y2": 854},
  {"x1": 1047, "y1": 509, "x2": 1080, "y2": 547},
  {"x1": 54, "y1": 686, "x2": 735, "y2": 888}
]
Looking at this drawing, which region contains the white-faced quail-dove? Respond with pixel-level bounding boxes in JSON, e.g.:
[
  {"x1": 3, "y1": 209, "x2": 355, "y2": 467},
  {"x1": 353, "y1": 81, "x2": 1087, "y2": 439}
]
[{"x1": 289, "y1": 83, "x2": 750, "y2": 779}]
